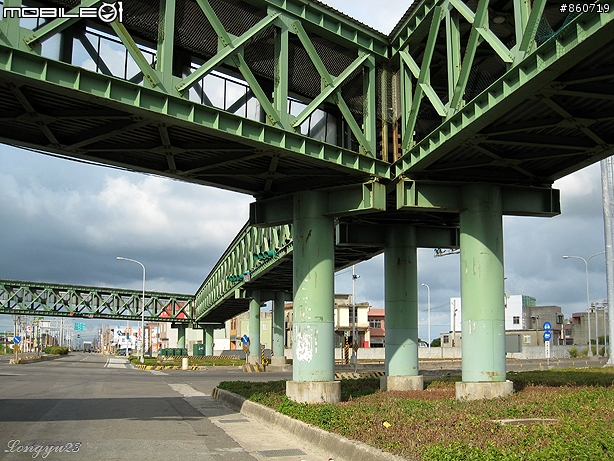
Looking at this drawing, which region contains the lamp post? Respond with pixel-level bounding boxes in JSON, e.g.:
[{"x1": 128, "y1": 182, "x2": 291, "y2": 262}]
[
  {"x1": 117, "y1": 257, "x2": 146, "y2": 363},
  {"x1": 351, "y1": 266, "x2": 360, "y2": 371},
  {"x1": 563, "y1": 252, "x2": 605, "y2": 357},
  {"x1": 421, "y1": 283, "x2": 431, "y2": 348}
]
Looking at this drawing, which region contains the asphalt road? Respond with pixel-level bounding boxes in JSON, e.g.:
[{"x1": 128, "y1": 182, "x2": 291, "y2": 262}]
[{"x1": 0, "y1": 353, "x2": 325, "y2": 461}]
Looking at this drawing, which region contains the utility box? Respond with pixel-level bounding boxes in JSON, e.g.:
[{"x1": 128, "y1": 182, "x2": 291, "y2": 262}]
[{"x1": 193, "y1": 344, "x2": 205, "y2": 356}]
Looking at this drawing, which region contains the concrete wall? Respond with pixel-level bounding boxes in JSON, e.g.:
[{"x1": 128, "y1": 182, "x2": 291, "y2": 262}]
[
  {"x1": 324, "y1": 347, "x2": 463, "y2": 361},
  {"x1": 507, "y1": 345, "x2": 578, "y2": 359},
  {"x1": 283, "y1": 346, "x2": 579, "y2": 361}
]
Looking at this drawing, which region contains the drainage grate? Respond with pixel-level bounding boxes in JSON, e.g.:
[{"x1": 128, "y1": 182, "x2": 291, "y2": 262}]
[
  {"x1": 257, "y1": 449, "x2": 306, "y2": 457},
  {"x1": 218, "y1": 418, "x2": 250, "y2": 423}
]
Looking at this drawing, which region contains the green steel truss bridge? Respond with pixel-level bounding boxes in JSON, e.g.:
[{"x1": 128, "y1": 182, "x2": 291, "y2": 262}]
[
  {"x1": 0, "y1": 279, "x2": 194, "y2": 322},
  {"x1": 1, "y1": 0, "x2": 613, "y2": 400}
]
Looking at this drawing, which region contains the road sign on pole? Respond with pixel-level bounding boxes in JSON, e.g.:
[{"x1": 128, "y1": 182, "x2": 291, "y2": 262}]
[
  {"x1": 543, "y1": 331, "x2": 552, "y2": 341},
  {"x1": 13, "y1": 336, "x2": 21, "y2": 345},
  {"x1": 543, "y1": 321, "x2": 552, "y2": 331}
]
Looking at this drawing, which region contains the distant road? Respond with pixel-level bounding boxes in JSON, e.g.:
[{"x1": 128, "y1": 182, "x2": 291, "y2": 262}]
[{"x1": 0, "y1": 353, "x2": 324, "y2": 461}]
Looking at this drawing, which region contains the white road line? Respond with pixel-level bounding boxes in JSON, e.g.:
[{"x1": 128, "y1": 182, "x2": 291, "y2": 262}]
[
  {"x1": 168, "y1": 383, "x2": 207, "y2": 397},
  {"x1": 105, "y1": 357, "x2": 130, "y2": 368}
]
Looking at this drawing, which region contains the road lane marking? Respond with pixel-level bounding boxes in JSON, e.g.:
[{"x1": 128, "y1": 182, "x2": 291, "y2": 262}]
[
  {"x1": 168, "y1": 383, "x2": 207, "y2": 397},
  {"x1": 104, "y1": 357, "x2": 130, "y2": 368}
]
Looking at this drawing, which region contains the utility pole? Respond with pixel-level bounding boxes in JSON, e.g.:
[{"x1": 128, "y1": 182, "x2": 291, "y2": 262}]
[{"x1": 351, "y1": 266, "x2": 360, "y2": 371}]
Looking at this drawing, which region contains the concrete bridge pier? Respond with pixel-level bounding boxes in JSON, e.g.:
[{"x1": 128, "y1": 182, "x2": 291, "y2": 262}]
[
  {"x1": 177, "y1": 325, "x2": 186, "y2": 349},
  {"x1": 380, "y1": 225, "x2": 423, "y2": 391},
  {"x1": 204, "y1": 326, "x2": 214, "y2": 356},
  {"x1": 248, "y1": 294, "x2": 261, "y2": 364},
  {"x1": 271, "y1": 291, "x2": 287, "y2": 366},
  {"x1": 457, "y1": 184, "x2": 512, "y2": 400},
  {"x1": 287, "y1": 190, "x2": 340, "y2": 404}
]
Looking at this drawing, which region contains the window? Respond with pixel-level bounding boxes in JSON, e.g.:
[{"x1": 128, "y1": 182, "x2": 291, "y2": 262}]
[
  {"x1": 443, "y1": 335, "x2": 449, "y2": 344},
  {"x1": 523, "y1": 334, "x2": 532, "y2": 344},
  {"x1": 369, "y1": 319, "x2": 381, "y2": 328},
  {"x1": 513, "y1": 316, "x2": 520, "y2": 325}
]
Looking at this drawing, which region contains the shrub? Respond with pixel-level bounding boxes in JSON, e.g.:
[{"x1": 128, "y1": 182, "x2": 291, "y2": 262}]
[
  {"x1": 568, "y1": 347, "x2": 578, "y2": 358},
  {"x1": 43, "y1": 346, "x2": 68, "y2": 355}
]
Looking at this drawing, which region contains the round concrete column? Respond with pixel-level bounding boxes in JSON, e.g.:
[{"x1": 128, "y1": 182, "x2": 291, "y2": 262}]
[
  {"x1": 381, "y1": 225, "x2": 423, "y2": 391},
  {"x1": 177, "y1": 325, "x2": 186, "y2": 349},
  {"x1": 248, "y1": 296, "x2": 261, "y2": 363},
  {"x1": 457, "y1": 184, "x2": 512, "y2": 400},
  {"x1": 204, "y1": 326, "x2": 213, "y2": 356},
  {"x1": 288, "y1": 190, "x2": 339, "y2": 403},
  {"x1": 272, "y1": 292, "x2": 286, "y2": 363}
]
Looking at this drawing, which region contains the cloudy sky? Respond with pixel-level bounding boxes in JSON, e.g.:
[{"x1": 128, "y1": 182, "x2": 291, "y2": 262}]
[{"x1": 0, "y1": 0, "x2": 608, "y2": 343}]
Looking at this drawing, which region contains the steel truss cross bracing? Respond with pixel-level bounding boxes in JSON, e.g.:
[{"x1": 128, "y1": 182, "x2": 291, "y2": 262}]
[{"x1": 0, "y1": 280, "x2": 194, "y2": 322}]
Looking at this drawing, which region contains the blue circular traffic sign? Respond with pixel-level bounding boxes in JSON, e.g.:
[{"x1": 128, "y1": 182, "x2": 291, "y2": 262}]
[
  {"x1": 13, "y1": 335, "x2": 21, "y2": 345},
  {"x1": 543, "y1": 331, "x2": 552, "y2": 341},
  {"x1": 543, "y1": 321, "x2": 552, "y2": 331}
]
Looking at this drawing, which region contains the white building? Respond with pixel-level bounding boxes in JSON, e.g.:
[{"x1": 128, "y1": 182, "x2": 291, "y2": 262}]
[{"x1": 449, "y1": 295, "x2": 537, "y2": 332}]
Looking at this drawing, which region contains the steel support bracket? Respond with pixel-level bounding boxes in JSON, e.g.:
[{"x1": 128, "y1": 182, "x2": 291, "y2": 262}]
[
  {"x1": 191, "y1": 322, "x2": 225, "y2": 329},
  {"x1": 336, "y1": 222, "x2": 459, "y2": 249},
  {"x1": 396, "y1": 179, "x2": 560, "y2": 217},
  {"x1": 250, "y1": 181, "x2": 386, "y2": 226}
]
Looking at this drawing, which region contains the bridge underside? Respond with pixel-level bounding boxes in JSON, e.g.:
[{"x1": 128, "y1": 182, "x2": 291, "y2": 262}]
[
  {"x1": 399, "y1": 41, "x2": 614, "y2": 185},
  {"x1": 0, "y1": 75, "x2": 380, "y2": 196}
]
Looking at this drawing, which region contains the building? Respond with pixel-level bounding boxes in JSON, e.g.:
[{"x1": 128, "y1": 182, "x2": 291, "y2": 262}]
[
  {"x1": 566, "y1": 307, "x2": 609, "y2": 347},
  {"x1": 157, "y1": 322, "x2": 231, "y2": 354},
  {"x1": 445, "y1": 296, "x2": 566, "y2": 347},
  {"x1": 281, "y1": 294, "x2": 371, "y2": 349},
  {"x1": 367, "y1": 308, "x2": 385, "y2": 347}
]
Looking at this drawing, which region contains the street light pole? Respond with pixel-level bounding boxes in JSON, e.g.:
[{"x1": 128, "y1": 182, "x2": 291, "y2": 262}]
[
  {"x1": 117, "y1": 257, "x2": 146, "y2": 364},
  {"x1": 563, "y1": 252, "x2": 605, "y2": 357},
  {"x1": 421, "y1": 283, "x2": 431, "y2": 348},
  {"x1": 351, "y1": 266, "x2": 360, "y2": 371}
]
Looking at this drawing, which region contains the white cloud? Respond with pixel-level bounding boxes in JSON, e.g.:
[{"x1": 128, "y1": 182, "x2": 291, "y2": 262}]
[{"x1": 320, "y1": 0, "x2": 414, "y2": 34}]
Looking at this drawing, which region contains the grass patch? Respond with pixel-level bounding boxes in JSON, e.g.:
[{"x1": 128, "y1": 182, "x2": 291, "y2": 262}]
[{"x1": 219, "y1": 368, "x2": 614, "y2": 460}]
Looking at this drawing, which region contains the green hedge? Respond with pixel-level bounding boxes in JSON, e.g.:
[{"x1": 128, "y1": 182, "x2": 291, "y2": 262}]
[{"x1": 43, "y1": 346, "x2": 69, "y2": 355}]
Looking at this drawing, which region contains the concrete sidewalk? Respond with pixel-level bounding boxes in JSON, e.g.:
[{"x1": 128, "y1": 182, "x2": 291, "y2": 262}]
[{"x1": 211, "y1": 387, "x2": 407, "y2": 461}]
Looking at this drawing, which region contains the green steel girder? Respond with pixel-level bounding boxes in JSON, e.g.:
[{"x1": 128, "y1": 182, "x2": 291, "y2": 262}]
[
  {"x1": 193, "y1": 222, "x2": 293, "y2": 321},
  {"x1": 291, "y1": 20, "x2": 375, "y2": 157},
  {"x1": 0, "y1": 279, "x2": 194, "y2": 322},
  {"x1": 396, "y1": 179, "x2": 561, "y2": 217},
  {"x1": 335, "y1": 222, "x2": 459, "y2": 249},
  {"x1": 249, "y1": 181, "x2": 387, "y2": 226},
  {"x1": 390, "y1": 0, "x2": 605, "y2": 158},
  {"x1": 175, "y1": 12, "x2": 280, "y2": 94},
  {"x1": 394, "y1": 8, "x2": 614, "y2": 179},
  {"x1": 189, "y1": 1, "x2": 286, "y2": 129},
  {"x1": 109, "y1": 21, "x2": 162, "y2": 90},
  {"x1": 0, "y1": 44, "x2": 390, "y2": 189},
  {"x1": 243, "y1": 0, "x2": 389, "y2": 58},
  {"x1": 291, "y1": 52, "x2": 370, "y2": 128},
  {"x1": 21, "y1": 0, "x2": 102, "y2": 48},
  {"x1": 0, "y1": 0, "x2": 388, "y2": 184}
]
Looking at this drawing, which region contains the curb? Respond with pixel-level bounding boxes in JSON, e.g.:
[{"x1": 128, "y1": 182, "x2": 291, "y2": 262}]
[
  {"x1": 211, "y1": 387, "x2": 409, "y2": 461},
  {"x1": 9, "y1": 355, "x2": 63, "y2": 364},
  {"x1": 134, "y1": 365, "x2": 199, "y2": 370},
  {"x1": 334, "y1": 371, "x2": 385, "y2": 380},
  {"x1": 242, "y1": 363, "x2": 266, "y2": 372}
]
